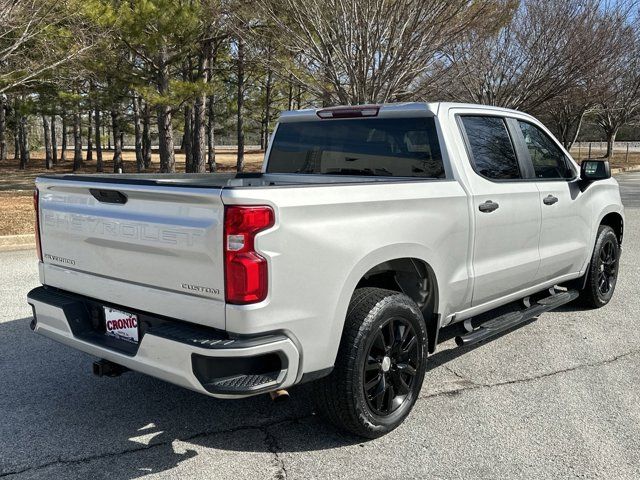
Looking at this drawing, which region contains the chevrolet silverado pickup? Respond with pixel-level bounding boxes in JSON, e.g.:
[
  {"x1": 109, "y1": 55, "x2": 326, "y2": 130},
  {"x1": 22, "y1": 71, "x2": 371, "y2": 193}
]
[{"x1": 27, "y1": 103, "x2": 623, "y2": 438}]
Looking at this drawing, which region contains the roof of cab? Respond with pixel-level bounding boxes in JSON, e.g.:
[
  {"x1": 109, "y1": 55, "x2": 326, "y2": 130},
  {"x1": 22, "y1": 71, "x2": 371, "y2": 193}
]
[{"x1": 278, "y1": 102, "x2": 528, "y2": 122}]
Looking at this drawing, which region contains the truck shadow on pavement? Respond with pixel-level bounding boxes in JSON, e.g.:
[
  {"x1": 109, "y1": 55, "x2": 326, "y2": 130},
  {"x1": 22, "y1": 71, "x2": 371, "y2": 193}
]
[{"x1": 0, "y1": 317, "x2": 360, "y2": 479}]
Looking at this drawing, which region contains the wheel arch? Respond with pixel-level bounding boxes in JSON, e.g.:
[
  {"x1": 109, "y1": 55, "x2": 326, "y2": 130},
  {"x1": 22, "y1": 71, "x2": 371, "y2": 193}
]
[
  {"x1": 356, "y1": 257, "x2": 440, "y2": 354},
  {"x1": 331, "y1": 245, "x2": 443, "y2": 359},
  {"x1": 600, "y1": 211, "x2": 624, "y2": 245}
]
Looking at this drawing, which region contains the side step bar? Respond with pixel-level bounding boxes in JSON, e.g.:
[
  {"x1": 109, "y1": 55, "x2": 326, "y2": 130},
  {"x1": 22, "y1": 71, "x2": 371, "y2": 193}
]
[{"x1": 455, "y1": 290, "x2": 579, "y2": 347}]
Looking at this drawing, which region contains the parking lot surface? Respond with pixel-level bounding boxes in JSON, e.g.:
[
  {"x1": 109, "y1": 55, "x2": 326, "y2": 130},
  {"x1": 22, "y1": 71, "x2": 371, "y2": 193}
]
[{"x1": 1, "y1": 173, "x2": 640, "y2": 479}]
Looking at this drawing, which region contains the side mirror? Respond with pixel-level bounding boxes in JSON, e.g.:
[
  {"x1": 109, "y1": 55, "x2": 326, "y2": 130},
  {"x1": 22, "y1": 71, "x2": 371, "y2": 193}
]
[{"x1": 581, "y1": 160, "x2": 611, "y2": 182}]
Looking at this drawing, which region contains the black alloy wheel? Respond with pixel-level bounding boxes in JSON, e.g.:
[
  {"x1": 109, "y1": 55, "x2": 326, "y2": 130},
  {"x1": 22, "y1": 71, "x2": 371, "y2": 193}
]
[
  {"x1": 363, "y1": 317, "x2": 419, "y2": 416},
  {"x1": 578, "y1": 225, "x2": 620, "y2": 308},
  {"x1": 597, "y1": 238, "x2": 618, "y2": 297},
  {"x1": 313, "y1": 287, "x2": 428, "y2": 438}
]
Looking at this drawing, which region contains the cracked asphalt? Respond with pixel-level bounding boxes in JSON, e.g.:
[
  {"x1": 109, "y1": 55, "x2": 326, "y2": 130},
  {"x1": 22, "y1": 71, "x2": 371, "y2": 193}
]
[{"x1": 2, "y1": 173, "x2": 640, "y2": 479}]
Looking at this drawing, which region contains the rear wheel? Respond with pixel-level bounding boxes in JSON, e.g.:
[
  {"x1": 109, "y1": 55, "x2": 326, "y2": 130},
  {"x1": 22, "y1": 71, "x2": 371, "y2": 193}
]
[
  {"x1": 579, "y1": 225, "x2": 620, "y2": 308},
  {"x1": 313, "y1": 287, "x2": 427, "y2": 438}
]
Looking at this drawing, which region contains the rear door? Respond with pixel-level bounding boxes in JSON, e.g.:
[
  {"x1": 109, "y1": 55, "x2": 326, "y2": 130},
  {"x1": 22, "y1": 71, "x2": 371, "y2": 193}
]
[
  {"x1": 515, "y1": 120, "x2": 590, "y2": 282},
  {"x1": 457, "y1": 114, "x2": 542, "y2": 306},
  {"x1": 37, "y1": 178, "x2": 226, "y2": 328}
]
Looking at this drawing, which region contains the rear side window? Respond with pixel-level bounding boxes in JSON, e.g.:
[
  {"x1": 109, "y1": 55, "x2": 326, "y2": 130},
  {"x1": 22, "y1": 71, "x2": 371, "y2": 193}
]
[
  {"x1": 266, "y1": 117, "x2": 444, "y2": 178},
  {"x1": 518, "y1": 121, "x2": 574, "y2": 179},
  {"x1": 460, "y1": 116, "x2": 521, "y2": 180}
]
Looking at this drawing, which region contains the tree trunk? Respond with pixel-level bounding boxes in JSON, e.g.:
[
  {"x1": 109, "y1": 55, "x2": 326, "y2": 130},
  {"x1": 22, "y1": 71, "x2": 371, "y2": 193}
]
[
  {"x1": 264, "y1": 63, "x2": 273, "y2": 150},
  {"x1": 142, "y1": 100, "x2": 152, "y2": 169},
  {"x1": 236, "y1": 39, "x2": 245, "y2": 172},
  {"x1": 13, "y1": 128, "x2": 19, "y2": 161},
  {"x1": 132, "y1": 93, "x2": 144, "y2": 172},
  {"x1": 287, "y1": 75, "x2": 294, "y2": 111},
  {"x1": 13, "y1": 96, "x2": 19, "y2": 160},
  {"x1": 567, "y1": 111, "x2": 585, "y2": 151},
  {"x1": 605, "y1": 129, "x2": 617, "y2": 160},
  {"x1": 207, "y1": 43, "x2": 216, "y2": 173},
  {"x1": 156, "y1": 50, "x2": 175, "y2": 173},
  {"x1": 19, "y1": 113, "x2": 29, "y2": 169},
  {"x1": 86, "y1": 110, "x2": 93, "y2": 163},
  {"x1": 60, "y1": 113, "x2": 67, "y2": 162},
  {"x1": 95, "y1": 107, "x2": 103, "y2": 172},
  {"x1": 183, "y1": 104, "x2": 193, "y2": 172},
  {"x1": 207, "y1": 95, "x2": 216, "y2": 172},
  {"x1": 111, "y1": 106, "x2": 123, "y2": 173},
  {"x1": 193, "y1": 48, "x2": 208, "y2": 174},
  {"x1": 42, "y1": 115, "x2": 53, "y2": 169},
  {"x1": 73, "y1": 112, "x2": 82, "y2": 171},
  {"x1": 0, "y1": 94, "x2": 6, "y2": 161},
  {"x1": 260, "y1": 119, "x2": 265, "y2": 151},
  {"x1": 107, "y1": 123, "x2": 112, "y2": 150},
  {"x1": 193, "y1": 98, "x2": 206, "y2": 173},
  {"x1": 157, "y1": 103, "x2": 175, "y2": 172},
  {"x1": 51, "y1": 115, "x2": 57, "y2": 165}
]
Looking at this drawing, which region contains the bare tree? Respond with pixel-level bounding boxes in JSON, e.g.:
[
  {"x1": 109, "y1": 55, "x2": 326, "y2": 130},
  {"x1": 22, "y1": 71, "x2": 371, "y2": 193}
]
[
  {"x1": 541, "y1": 68, "x2": 612, "y2": 150},
  {"x1": 544, "y1": 94, "x2": 593, "y2": 150},
  {"x1": 595, "y1": 28, "x2": 640, "y2": 159},
  {"x1": 0, "y1": 0, "x2": 94, "y2": 94},
  {"x1": 430, "y1": 0, "x2": 629, "y2": 113},
  {"x1": 256, "y1": 0, "x2": 504, "y2": 104}
]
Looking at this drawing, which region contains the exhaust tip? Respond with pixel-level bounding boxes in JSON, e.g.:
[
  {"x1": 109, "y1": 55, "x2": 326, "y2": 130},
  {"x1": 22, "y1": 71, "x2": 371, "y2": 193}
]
[{"x1": 269, "y1": 389, "x2": 290, "y2": 403}]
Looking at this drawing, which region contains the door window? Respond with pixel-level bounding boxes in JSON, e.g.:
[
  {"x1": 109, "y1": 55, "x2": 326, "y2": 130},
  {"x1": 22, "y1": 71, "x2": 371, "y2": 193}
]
[
  {"x1": 460, "y1": 116, "x2": 521, "y2": 180},
  {"x1": 517, "y1": 121, "x2": 573, "y2": 179}
]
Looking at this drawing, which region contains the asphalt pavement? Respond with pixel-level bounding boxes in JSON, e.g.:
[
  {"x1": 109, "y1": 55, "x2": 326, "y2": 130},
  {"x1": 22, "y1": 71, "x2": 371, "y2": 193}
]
[{"x1": 1, "y1": 174, "x2": 640, "y2": 479}]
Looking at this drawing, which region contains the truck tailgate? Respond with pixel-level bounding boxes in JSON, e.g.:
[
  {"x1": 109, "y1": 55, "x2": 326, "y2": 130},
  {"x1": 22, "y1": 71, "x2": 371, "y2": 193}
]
[{"x1": 36, "y1": 178, "x2": 226, "y2": 329}]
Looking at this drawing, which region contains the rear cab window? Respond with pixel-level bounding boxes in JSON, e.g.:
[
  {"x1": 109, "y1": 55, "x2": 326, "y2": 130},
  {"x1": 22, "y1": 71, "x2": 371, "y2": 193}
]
[
  {"x1": 266, "y1": 117, "x2": 445, "y2": 178},
  {"x1": 459, "y1": 116, "x2": 521, "y2": 180}
]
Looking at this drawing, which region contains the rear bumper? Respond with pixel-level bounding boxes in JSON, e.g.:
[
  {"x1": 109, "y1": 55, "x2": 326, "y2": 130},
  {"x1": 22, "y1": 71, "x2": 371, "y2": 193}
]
[{"x1": 27, "y1": 287, "x2": 300, "y2": 398}]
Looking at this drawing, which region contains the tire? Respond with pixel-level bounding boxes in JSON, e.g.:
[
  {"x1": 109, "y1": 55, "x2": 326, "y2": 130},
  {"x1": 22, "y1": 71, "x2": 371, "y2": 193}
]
[
  {"x1": 313, "y1": 287, "x2": 428, "y2": 438},
  {"x1": 579, "y1": 225, "x2": 620, "y2": 308}
]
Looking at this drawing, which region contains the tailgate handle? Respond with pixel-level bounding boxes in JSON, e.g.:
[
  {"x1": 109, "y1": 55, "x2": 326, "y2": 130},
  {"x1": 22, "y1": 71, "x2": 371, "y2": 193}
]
[{"x1": 90, "y1": 189, "x2": 128, "y2": 204}]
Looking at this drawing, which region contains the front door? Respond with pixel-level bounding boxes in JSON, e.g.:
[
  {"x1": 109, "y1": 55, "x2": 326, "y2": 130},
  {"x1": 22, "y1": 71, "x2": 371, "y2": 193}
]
[{"x1": 515, "y1": 120, "x2": 590, "y2": 282}]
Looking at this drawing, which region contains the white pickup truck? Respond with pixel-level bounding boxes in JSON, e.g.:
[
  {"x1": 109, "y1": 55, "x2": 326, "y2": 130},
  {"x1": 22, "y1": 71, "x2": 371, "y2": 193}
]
[{"x1": 28, "y1": 103, "x2": 623, "y2": 438}]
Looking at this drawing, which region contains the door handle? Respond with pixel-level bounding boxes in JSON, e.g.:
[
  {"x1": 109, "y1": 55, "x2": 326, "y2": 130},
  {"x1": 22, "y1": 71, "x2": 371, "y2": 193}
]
[
  {"x1": 543, "y1": 195, "x2": 559, "y2": 205},
  {"x1": 479, "y1": 200, "x2": 499, "y2": 213}
]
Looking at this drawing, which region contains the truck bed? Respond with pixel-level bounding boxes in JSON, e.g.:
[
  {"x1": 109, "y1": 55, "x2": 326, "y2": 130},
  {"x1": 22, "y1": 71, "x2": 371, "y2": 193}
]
[{"x1": 37, "y1": 172, "x2": 429, "y2": 189}]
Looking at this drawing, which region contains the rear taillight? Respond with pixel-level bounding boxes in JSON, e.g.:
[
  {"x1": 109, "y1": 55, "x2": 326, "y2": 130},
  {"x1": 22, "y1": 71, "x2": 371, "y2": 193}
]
[
  {"x1": 224, "y1": 205, "x2": 275, "y2": 305},
  {"x1": 33, "y1": 188, "x2": 42, "y2": 261}
]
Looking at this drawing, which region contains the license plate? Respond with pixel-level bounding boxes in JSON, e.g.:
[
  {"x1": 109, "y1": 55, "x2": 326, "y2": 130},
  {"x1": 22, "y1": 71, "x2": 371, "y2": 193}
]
[{"x1": 104, "y1": 307, "x2": 139, "y2": 344}]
